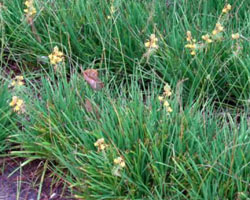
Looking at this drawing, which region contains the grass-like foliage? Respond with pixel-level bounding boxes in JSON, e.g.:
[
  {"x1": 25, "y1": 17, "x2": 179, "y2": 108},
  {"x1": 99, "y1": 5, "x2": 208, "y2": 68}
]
[
  {"x1": 1, "y1": 0, "x2": 250, "y2": 106},
  {"x1": 0, "y1": 81, "x2": 14, "y2": 153},
  {"x1": 0, "y1": 0, "x2": 249, "y2": 199},
  {"x1": 9, "y1": 71, "x2": 249, "y2": 199}
]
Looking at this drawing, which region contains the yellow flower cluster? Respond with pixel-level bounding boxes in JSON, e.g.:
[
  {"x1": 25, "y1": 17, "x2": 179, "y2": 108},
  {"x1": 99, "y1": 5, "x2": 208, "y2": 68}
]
[
  {"x1": 114, "y1": 156, "x2": 125, "y2": 168},
  {"x1": 11, "y1": 76, "x2": 25, "y2": 87},
  {"x1": 184, "y1": 4, "x2": 239, "y2": 56},
  {"x1": 94, "y1": 138, "x2": 107, "y2": 151},
  {"x1": 9, "y1": 96, "x2": 25, "y2": 113},
  {"x1": 145, "y1": 34, "x2": 159, "y2": 49},
  {"x1": 24, "y1": 0, "x2": 37, "y2": 18},
  {"x1": 163, "y1": 83, "x2": 172, "y2": 97},
  {"x1": 232, "y1": 33, "x2": 240, "y2": 40},
  {"x1": 212, "y1": 23, "x2": 224, "y2": 36},
  {"x1": 48, "y1": 46, "x2": 64, "y2": 65},
  {"x1": 202, "y1": 34, "x2": 213, "y2": 43},
  {"x1": 158, "y1": 83, "x2": 173, "y2": 113},
  {"x1": 185, "y1": 31, "x2": 196, "y2": 55},
  {"x1": 164, "y1": 100, "x2": 173, "y2": 113},
  {"x1": 222, "y1": 4, "x2": 232, "y2": 14},
  {"x1": 186, "y1": 31, "x2": 192, "y2": 42}
]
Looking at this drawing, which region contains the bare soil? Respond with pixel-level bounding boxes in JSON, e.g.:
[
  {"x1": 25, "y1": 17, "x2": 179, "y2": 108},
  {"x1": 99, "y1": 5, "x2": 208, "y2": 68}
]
[{"x1": 0, "y1": 158, "x2": 76, "y2": 200}]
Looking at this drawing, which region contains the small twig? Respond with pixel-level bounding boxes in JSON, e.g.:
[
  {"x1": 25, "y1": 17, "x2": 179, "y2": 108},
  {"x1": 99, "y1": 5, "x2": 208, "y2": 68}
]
[{"x1": 27, "y1": 17, "x2": 41, "y2": 43}]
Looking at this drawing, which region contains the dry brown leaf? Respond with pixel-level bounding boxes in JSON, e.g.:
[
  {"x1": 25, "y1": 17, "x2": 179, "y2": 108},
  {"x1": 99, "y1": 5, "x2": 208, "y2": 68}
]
[
  {"x1": 84, "y1": 99, "x2": 93, "y2": 113},
  {"x1": 83, "y1": 69, "x2": 104, "y2": 91},
  {"x1": 84, "y1": 99, "x2": 100, "y2": 119}
]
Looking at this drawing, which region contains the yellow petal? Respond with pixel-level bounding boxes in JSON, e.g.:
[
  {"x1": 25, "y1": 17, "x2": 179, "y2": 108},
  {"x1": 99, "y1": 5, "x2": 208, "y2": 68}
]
[
  {"x1": 158, "y1": 96, "x2": 164, "y2": 101},
  {"x1": 186, "y1": 31, "x2": 192, "y2": 42},
  {"x1": 16, "y1": 99, "x2": 24, "y2": 106},
  {"x1": 167, "y1": 107, "x2": 173, "y2": 113},
  {"x1": 226, "y1": 4, "x2": 231, "y2": 11},
  {"x1": 14, "y1": 106, "x2": 20, "y2": 112},
  {"x1": 11, "y1": 81, "x2": 16, "y2": 86},
  {"x1": 164, "y1": 101, "x2": 169, "y2": 107},
  {"x1": 18, "y1": 81, "x2": 24, "y2": 86},
  {"x1": 145, "y1": 41, "x2": 150, "y2": 48},
  {"x1": 207, "y1": 39, "x2": 213, "y2": 43},
  {"x1": 120, "y1": 161, "x2": 126, "y2": 168},
  {"x1": 212, "y1": 30, "x2": 217, "y2": 35},
  {"x1": 222, "y1": 8, "x2": 227, "y2": 13},
  {"x1": 151, "y1": 44, "x2": 159, "y2": 49},
  {"x1": 232, "y1": 33, "x2": 240, "y2": 40},
  {"x1": 16, "y1": 76, "x2": 24, "y2": 80}
]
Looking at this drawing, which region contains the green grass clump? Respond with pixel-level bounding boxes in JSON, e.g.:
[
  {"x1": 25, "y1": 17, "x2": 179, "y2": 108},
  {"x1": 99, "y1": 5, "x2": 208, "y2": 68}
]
[
  {"x1": 0, "y1": 80, "x2": 14, "y2": 153},
  {"x1": 0, "y1": 0, "x2": 249, "y2": 199},
  {"x1": 1, "y1": 0, "x2": 250, "y2": 106},
  {"x1": 9, "y1": 72, "x2": 249, "y2": 199}
]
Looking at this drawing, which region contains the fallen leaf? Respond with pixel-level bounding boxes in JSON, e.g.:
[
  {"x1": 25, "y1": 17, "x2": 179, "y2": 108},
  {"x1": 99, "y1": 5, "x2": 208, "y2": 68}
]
[
  {"x1": 84, "y1": 99, "x2": 93, "y2": 112},
  {"x1": 83, "y1": 69, "x2": 104, "y2": 90},
  {"x1": 84, "y1": 98, "x2": 100, "y2": 119}
]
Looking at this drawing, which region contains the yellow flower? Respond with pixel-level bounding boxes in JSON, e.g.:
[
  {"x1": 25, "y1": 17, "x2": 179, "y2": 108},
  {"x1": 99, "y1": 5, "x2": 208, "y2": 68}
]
[
  {"x1": 48, "y1": 46, "x2": 64, "y2": 65},
  {"x1": 13, "y1": 106, "x2": 20, "y2": 112},
  {"x1": 232, "y1": 33, "x2": 240, "y2": 40},
  {"x1": 11, "y1": 76, "x2": 25, "y2": 87},
  {"x1": 163, "y1": 100, "x2": 169, "y2": 107},
  {"x1": 222, "y1": 4, "x2": 232, "y2": 14},
  {"x1": 212, "y1": 30, "x2": 217, "y2": 35},
  {"x1": 167, "y1": 106, "x2": 173, "y2": 113},
  {"x1": 114, "y1": 156, "x2": 125, "y2": 168},
  {"x1": 186, "y1": 31, "x2": 192, "y2": 42},
  {"x1": 163, "y1": 100, "x2": 172, "y2": 113},
  {"x1": 110, "y1": 5, "x2": 115, "y2": 14},
  {"x1": 185, "y1": 31, "x2": 197, "y2": 55},
  {"x1": 212, "y1": 23, "x2": 224, "y2": 35},
  {"x1": 16, "y1": 99, "x2": 24, "y2": 107},
  {"x1": 159, "y1": 84, "x2": 173, "y2": 113},
  {"x1": 185, "y1": 44, "x2": 196, "y2": 49},
  {"x1": 9, "y1": 96, "x2": 25, "y2": 113},
  {"x1": 163, "y1": 83, "x2": 172, "y2": 97},
  {"x1": 94, "y1": 138, "x2": 107, "y2": 151},
  {"x1": 9, "y1": 96, "x2": 18, "y2": 107},
  {"x1": 16, "y1": 76, "x2": 24, "y2": 81},
  {"x1": 202, "y1": 34, "x2": 213, "y2": 43},
  {"x1": 217, "y1": 24, "x2": 224, "y2": 32},
  {"x1": 190, "y1": 51, "x2": 196, "y2": 56},
  {"x1": 145, "y1": 34, "x2": 159, "y2": 49},
  {"x1": 24, "y1": 0, "x2": 33, "y2": 7},
  {"x1": 226, "y1": 4, "x2": 232, "y2": 10},
  {"x1": 24, "y1": 0, "x2": 36, "y2": 18},
  {"x1": 158, "y1": 96, "x2": 164, "y2": 102}
]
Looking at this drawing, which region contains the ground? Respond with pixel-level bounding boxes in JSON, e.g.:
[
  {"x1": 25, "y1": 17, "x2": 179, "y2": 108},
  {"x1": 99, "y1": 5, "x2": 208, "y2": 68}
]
[{"x1": 0, "y1": 158, "x2": 75, "y2": 200}]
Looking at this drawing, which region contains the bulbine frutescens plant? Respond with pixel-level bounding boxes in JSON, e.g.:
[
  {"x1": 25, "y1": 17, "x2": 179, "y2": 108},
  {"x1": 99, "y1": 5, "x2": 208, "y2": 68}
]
[
  {"x1": 0, "y1": 0, "x2": 249, "y2": 198},
  {"x1": 9, "y1": 71, "x2": 250, "y2": 199}
]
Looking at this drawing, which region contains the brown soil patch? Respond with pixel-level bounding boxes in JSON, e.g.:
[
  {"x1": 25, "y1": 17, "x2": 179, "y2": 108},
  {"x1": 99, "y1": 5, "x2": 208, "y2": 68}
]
[{"x1": 0, "y1": 158, "x2": 76, "y2": 200}]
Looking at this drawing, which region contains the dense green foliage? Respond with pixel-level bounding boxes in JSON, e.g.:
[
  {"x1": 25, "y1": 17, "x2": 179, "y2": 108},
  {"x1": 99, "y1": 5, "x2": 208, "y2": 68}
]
[
  {"x1": 0, "y1": 81, "x2": 13, "y2": 153},
  {"x1": 1, "y1": 0, "x2": 250, "y2": 106},
  {"x1": 0, "y1": 0, "x2": 249, "y2": 199},
  {"x1": 10, "y1": 72, "x2": 250, "y2": 199}
]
